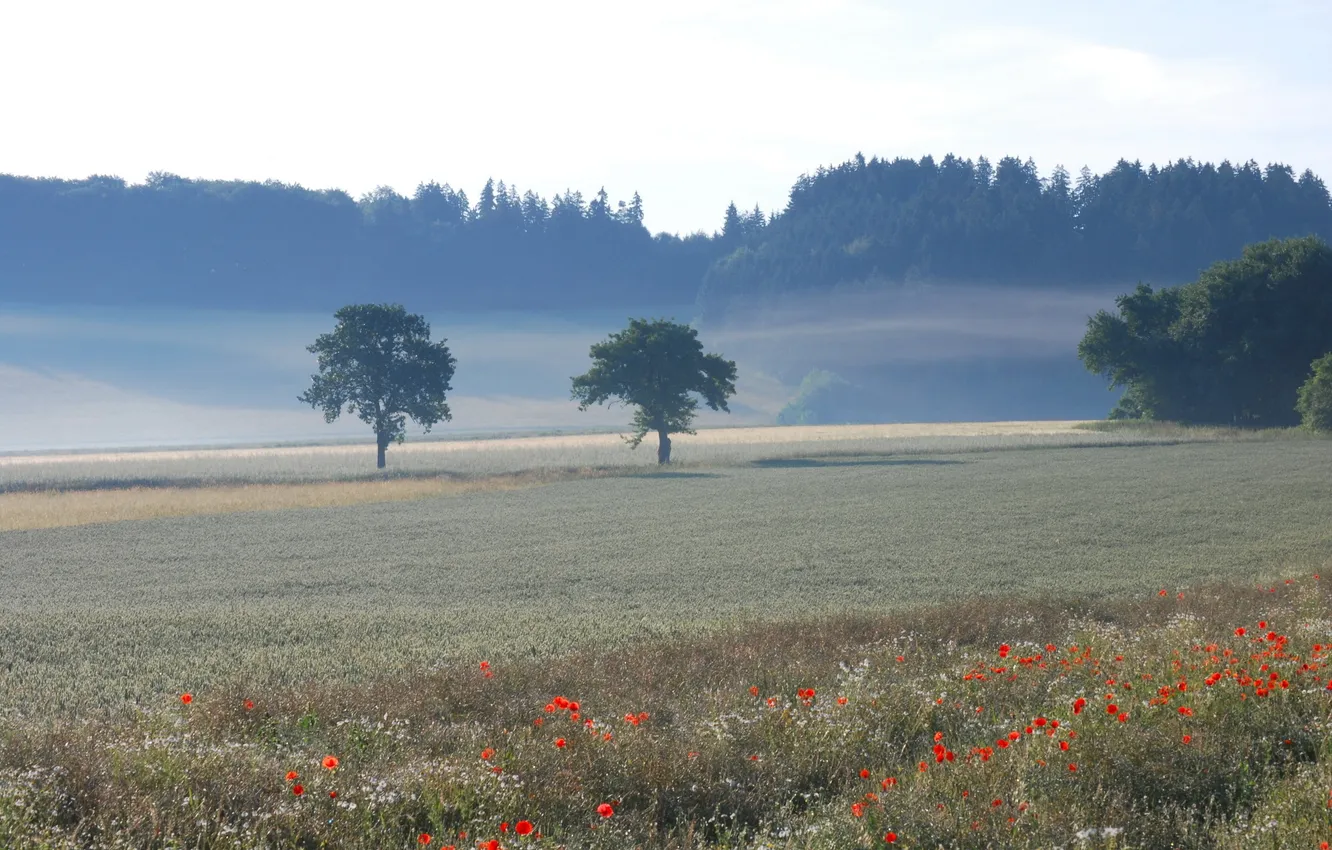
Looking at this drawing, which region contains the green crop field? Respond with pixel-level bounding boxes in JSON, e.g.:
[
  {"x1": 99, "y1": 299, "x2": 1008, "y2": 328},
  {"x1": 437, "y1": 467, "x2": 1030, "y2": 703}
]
[{"x1": 3, "y1": 437, "x2": 1330, "y2": 719}]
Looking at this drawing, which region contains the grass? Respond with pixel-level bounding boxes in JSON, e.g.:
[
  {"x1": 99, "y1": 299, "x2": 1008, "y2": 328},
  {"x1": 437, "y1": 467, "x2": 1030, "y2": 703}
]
[
  {"x1": 0, "y1": 421, "x2": 1263, "y2": 530},
  {"x1": 2, "y1": 580, "x2": 1331, "y2": 848},
  {"x1": 0, "y1": 421, "x2": 1203, "y2": 493},
  {"x1": 0, "y1": 470, "x2": 606, "y2": 532},
  {"x1": 2, "y1": 438, "x2": 1331, "y2": 719},
  {"x1": 3, "y1": 427, "x2": 1332, "y2": 846}
]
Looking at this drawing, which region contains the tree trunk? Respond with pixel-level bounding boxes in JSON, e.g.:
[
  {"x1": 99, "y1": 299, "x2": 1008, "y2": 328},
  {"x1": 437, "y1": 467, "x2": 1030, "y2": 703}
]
[
  {"x1": 657, "y1": 429, "x2": 672, "y2": 465},
  {"x1": 376, "y1": 433, "x2": 388, "y2": 469}
]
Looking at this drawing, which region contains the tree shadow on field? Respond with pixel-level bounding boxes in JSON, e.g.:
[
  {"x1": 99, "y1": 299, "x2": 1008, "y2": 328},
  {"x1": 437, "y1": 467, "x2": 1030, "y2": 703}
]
[
  {"x1": 631, "y1": 471, "x2": 724, "y2": 479},
  {"x1": 749, "y1": 456, "x2": 964, "y2": 470}
]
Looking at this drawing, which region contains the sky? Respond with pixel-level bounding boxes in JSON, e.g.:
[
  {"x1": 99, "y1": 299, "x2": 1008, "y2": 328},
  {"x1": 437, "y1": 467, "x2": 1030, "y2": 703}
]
[{"x1": 2, "y1": 0, "x2": 1330, "y2": 235}]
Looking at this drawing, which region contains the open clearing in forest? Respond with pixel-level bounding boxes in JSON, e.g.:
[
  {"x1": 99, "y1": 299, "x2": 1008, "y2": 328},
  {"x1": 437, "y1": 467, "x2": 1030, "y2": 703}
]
[{"x1": 2, "y1": 436, "x2": 1330, "y2": 717}]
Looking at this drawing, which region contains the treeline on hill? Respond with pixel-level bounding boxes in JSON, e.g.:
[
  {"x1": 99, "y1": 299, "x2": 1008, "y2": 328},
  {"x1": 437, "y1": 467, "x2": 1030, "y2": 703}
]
[
  {"x1": 700, "y1": 154, "x2": 1332, "y2": 318},
  {"x1": 0, "y1": 174, "x2": 716, "y2": 310},
  {"x1": 0, "y1": 155, "x2": 1328, "y2": 316},
  {"x1": 1079, "y1": 236, "x2": 1332, "y2": 428}
]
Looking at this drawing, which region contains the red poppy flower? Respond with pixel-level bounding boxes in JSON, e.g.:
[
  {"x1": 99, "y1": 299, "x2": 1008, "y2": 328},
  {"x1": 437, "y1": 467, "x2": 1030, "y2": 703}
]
[
  {"x1": 884, "y1": 832, "x2": 897, "y2": 843},
  {"x1": 292, "y1": 784, "x2": 304, "y2": 796},
  {"x1": 516, "y1": 821, "x2": 534, "y2": 836},
  {"x1": 852, "y1": 802, "x2": 865, "y2": 817},
  {"x1": 837, "y1": 696, "x2": 848, "y2": 705},
  {"x1": 329, "y1": 790, "x2": 338, "y2": 799},
  {"x1": 485, "y1": 842, "x2": 498, "y2": 850},
  {"x1": 180, "y1": 693, "x2": 193, "y2": 705},
  {"x1": 285, "y1": 771, "x2": 298, "y2": 781},
  {"x1": 1068, "y1": 763, "x2": 1077, "y2": 772},
  {"x1": 1106, "y1": 704, "x2": 1118, "y2": 714},
  {"x1": 568, "y1": 701, "x2": 580, "y2": 712},
  {"x1": 749, "y1": 686, "x2": 759, "y2": 696},
  {"x1": 555, "y1": 738, "x2": 566, "y2": 749},
  {"x1": 322, "y1": 756, "x2": 339, "y2": 770},
  {"x1": 1178, "y1": 706, "x2": 1193, "y2": 716},
  {"x1": 859, "y1": 768, "x2": 870, "y2": 779},
  {"x1": 1034, "y1": 716, "x2": 1047, "y2": 727},
  {"x1": 481, "y1": 748, "x2": 495, "y2": 760},
  {"x1": 243, "y1": 699, "x2": 254, "y2": 711},
  {"x1": 1235, "y1": 627, "x2": 1246, "y2": 636},
  {"x1": 1181, "y1": 734, "x2": 1192, "y2": 744},
  {"x1": 1059, "y1": 741, "x2": 1070, "y2": 751},
  {"x1": 597, "y1": 802, "x2": 614, "y2": 818},
  {"x1": 1008, "y1": 731, "x2": 1020, "y2": 741},
  {"x1": 417, "y1": 833, "x2": 431, "y2": 845}
]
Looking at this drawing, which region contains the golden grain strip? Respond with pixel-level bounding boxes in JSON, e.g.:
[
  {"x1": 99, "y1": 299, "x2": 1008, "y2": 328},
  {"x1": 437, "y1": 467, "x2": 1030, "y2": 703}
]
[
  {"x1": 0, "y1": 472, "x2": 596, "y2": 532},
  {"x1": 0, "y1": 421, "x2": 1088, "y2": 467}
]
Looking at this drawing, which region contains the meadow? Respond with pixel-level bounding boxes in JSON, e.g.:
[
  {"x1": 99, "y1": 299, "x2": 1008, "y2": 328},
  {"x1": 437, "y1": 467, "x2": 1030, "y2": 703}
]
[
  {"x1": 2, "y1": 426, "x2": 1332, "y2": 847},
  {"x1": 1, "y1": 420, "x2": 1204, "y2": 493}
]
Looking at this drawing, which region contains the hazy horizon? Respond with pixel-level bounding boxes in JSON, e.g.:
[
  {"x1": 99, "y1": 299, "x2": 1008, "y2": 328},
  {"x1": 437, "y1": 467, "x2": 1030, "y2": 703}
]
[{"x1": 0, "y1": 284, "x2": 1124, "y2": 453}]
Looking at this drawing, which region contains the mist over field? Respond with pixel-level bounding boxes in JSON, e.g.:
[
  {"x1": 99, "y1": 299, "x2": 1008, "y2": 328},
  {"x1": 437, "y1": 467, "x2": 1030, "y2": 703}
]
[{"x1": 0, "y1": 284, "x2": 1122, "y2": 453}]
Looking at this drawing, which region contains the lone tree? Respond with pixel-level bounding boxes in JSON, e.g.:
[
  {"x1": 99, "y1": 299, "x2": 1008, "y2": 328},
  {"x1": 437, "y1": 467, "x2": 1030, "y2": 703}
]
[
  {"x1": 299, "y1": 304, "x2": 456, "y2": 469},
  {"x1": 571, "y1": 318, "x2": 737, "y2": 464}
]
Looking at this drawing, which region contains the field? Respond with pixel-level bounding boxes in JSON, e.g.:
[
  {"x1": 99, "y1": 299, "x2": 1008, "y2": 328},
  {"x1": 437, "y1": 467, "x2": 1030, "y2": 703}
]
[
  {"x1": 3, "y1": 425, "x2": 1332, "y2": 847},
  {"x1": 0, "y1": 420, "x2": 1256, "y2": 531}
]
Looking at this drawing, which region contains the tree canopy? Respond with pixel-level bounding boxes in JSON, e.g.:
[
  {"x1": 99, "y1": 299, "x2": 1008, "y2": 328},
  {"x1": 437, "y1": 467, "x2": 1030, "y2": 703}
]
[
  {"x1": 299, "y1": 304, "x2": 456, "y2": 468},
  {"x1": 0, "y1": 174, "x2": 713, "y2": 311},
  {"x1": 1077, "y1": 236, "x2": 1332, "y2": 425},
  {"x1": 698, "y1": 155, "x2": 1332, "y2": 319},
  {"x1": 570, "y1": 319, "x2": 737, "y2": 464},
  {"x1": 1, "y1": 155, "x2": 1327, "y2": 317}
]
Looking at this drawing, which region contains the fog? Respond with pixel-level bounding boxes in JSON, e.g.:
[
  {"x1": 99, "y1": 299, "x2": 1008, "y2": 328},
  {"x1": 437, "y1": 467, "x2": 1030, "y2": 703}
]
[{"x1": 0, "y1": 285, "x2": 1124, "y2": 453}]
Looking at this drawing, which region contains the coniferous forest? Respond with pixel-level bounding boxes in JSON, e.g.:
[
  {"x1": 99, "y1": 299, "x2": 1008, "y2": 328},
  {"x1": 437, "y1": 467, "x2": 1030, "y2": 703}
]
[{"x1": 1, "y1": 155, "x2": 1328, "y2": 319}]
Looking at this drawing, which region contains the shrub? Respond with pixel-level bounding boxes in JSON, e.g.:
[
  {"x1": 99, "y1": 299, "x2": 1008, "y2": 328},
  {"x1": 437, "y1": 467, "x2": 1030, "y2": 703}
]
[{"x1": 1296, "y1": 352, "x2": 1332, "y2": 432}]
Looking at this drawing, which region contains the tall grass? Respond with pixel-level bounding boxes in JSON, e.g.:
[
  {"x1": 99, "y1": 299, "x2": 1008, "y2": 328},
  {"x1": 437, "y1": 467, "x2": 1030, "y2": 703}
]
[{"x1": 1, "y1": 579, "x2": 1329, "y2": 848}]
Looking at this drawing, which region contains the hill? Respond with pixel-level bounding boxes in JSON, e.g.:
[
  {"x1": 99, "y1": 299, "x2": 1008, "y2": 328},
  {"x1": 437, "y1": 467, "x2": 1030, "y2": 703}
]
[{"x1": 2, "y1": 156, "x2": 1329, "y2": 318}]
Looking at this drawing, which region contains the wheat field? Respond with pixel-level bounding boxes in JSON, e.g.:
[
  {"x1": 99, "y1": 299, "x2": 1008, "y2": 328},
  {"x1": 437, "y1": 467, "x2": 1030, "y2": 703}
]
[
  {"x1": 0, "y1": 420, "x2": 1239, "y2": 533},
  {"x1": 3, "y1": 437, "x2": 1331, "y2": 718}
]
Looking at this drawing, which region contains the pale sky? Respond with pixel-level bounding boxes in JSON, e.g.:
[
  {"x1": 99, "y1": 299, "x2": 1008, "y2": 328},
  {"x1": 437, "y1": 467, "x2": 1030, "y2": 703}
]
[{"x1": 2, "y1": 0, "x2": 1329, "y2": 235}]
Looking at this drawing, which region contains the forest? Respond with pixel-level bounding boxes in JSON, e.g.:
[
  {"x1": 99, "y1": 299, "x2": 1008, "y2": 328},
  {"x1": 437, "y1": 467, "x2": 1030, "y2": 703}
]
[{"x1": 0, "y1": 155, "x2": 1329, "y2": 318}]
